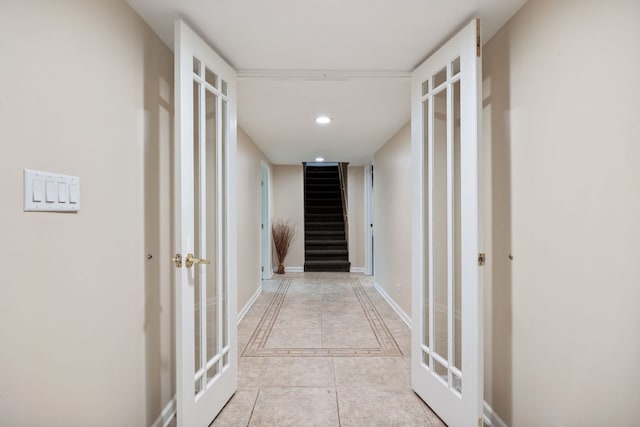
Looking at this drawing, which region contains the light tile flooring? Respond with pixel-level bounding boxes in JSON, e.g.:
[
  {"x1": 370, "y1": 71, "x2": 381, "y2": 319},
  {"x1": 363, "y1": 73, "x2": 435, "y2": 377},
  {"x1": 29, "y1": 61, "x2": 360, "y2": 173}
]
[{"x1": 210, "y1": 272, "x2": 445, "y2": 426}]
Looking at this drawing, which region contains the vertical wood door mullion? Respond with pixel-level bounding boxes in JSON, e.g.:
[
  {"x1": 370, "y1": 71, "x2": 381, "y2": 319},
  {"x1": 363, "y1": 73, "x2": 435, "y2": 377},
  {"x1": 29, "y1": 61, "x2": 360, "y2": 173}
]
[
  {"x1": 198, "y1": 79, "x2": 207, "y2": 390},
  {"x1": 427, "y1": 89, "x2": 435, "y2": 372},
  {"x1": 446, "y1": 68, "x2": 455, "y2": 390}
]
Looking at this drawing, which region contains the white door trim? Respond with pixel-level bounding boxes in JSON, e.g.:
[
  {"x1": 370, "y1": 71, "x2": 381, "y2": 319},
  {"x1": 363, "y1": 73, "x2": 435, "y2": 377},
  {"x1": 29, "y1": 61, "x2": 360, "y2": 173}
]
[
  {"x1": 364, "y1": 161, "x2": 374, "y2": 276},
  {"x1": 260, "y1": 161, "x2": 272, "y2": 279}
]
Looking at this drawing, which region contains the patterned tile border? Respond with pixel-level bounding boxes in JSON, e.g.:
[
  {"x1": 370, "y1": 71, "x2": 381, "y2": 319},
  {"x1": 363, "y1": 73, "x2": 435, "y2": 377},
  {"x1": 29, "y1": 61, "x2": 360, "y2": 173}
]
[{"x1": 242, "y1": 277, "x2": 402, "y2": 357}]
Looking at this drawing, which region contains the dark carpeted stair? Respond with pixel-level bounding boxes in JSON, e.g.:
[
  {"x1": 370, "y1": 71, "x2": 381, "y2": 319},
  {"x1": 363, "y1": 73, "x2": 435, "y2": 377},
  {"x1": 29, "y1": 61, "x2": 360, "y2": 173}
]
[{"x1": 304, "y1": 164, "x2": 350, "y2": 272}]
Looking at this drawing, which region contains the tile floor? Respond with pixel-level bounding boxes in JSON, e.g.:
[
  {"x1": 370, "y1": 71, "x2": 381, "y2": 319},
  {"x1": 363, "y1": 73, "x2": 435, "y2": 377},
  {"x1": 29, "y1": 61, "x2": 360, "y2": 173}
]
[{"x1": 189, "y1": 272, "x2": 443, "y2": 426}]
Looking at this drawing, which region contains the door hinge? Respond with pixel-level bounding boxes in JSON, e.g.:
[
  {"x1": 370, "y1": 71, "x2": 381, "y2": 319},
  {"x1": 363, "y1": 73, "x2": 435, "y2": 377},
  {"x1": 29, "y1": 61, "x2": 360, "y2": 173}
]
[
  {"x1": 476, "y1": 18, "x2": 481, "y2": 57},
  {"x1": 261, "y1": 180, "x2": 263, "y2": 187},
  {"x1": 261, "y1": 266, "x2": 264, "y2": 272},
  {"x1": 261, "y1": 223, "x2": 264, "y2": 229},
  {"x1": 478, "y1": 253, "x2": 486, "y2": 266}
]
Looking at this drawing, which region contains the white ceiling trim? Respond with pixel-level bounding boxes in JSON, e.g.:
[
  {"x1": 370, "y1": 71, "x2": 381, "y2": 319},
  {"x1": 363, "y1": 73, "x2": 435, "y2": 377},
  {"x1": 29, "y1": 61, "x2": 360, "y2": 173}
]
[{"x1": 237, "y1": 69, "x2": 412, "y2": 80}]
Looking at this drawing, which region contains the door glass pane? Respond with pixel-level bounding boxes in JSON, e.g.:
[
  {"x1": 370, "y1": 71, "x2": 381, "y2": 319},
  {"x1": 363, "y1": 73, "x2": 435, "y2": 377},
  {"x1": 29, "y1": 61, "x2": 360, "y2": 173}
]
[
  {"x1": 205, "y1": 88, "x2": 219, "y2": 366},
  {"x1": 453, "y1": 81, "x2": 462, "y2": 372},
  {"x1": 422, "y1": 99, "x2": 430, "y2": 350},
  {"x1": 193, "y1": 57, "x2": 201, "y2": 76},
  {"x1": 193, "y1": 80, "x2": 202, "y2": 374},
  {"x1": 205, "y1": 67, "x2": 218, "y2": 88},
  {"x1": 221, "y1": 80, "x2": 228, "y2": 96},
  {"x1": 434, "y1": 358, "x2": 448, "y2": 382},
  {"x1": 433, "y1": 67, "x2": 447, "y2": 87},
  {"x1": 433, "y1": 88, "x2": 448, "y2": 362},
  {"x1": 453, "y1": 374, "x2": 462, "y2": 394},
  {"x1": 451, "y1": 57, "x2": 461, "y2": 76},
  {"x1": 221, "y1": 100, "x2": 228, "y2": 352},
  {"x1": 422, "y1": 351, "x2": 431, "y2": 368},
  {"x1": 422, "y1": 80, "x2": 429, "y2": 96},
  {"x1": 207, "y1": 364, "x2": 219, "y2": 384}
]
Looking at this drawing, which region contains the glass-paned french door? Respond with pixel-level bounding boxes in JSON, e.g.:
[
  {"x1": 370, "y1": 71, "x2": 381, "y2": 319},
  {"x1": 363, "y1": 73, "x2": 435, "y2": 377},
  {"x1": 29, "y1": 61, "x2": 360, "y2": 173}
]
[
  {"x1": 174, "y1": 19, "x2": 237, "y2": 427},
  {"x1": 411, "y1": 19, "x2": 483, "y2": 427}
]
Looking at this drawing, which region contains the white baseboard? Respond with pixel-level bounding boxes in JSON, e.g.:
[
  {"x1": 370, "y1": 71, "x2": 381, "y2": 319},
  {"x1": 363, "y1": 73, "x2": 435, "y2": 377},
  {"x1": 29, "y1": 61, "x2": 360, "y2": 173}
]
[
  {"x1": 350, "y1": 267, "x2": 365, "y2": 273},
  {"x1": 237, "y1": 285, "x2": 262, "y2": 324},
  {"x1": 151, "y1": 396, "x2": 176, "y2": 427},
  {"x1": 263, "y1": 270, "x2": 274, "y2": 280},
  {"x1": 373, "y1": 282, "x2": 412, "y2": 329},
  {"x1": 484, "y1": 401, "x2": 508, "y2": 427},
  {"x1": 282, "y1": 266, "x2": 304, "y2": 273}
]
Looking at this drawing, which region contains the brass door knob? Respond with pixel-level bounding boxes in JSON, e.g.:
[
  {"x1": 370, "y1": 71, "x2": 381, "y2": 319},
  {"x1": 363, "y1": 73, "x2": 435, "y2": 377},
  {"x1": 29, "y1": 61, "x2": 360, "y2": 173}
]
[{"x1": 185, "y1": 253, "x2": 210, "y2": 268}]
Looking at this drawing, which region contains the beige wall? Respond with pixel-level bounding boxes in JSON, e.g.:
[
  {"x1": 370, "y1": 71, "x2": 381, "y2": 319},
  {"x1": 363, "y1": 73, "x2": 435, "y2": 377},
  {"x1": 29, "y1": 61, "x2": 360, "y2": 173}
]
[
  {"x1": 272, "y1": 165, "x2": 305, "y2": 268},
  {"x1": 483, "y1": 0, "x2": 640, "y2": 425},
  {"x1": 0, "y1": 1, "x2": 174, "y2": 425},
  {"x1": 237, "y1": 127, "x2": 272, "y2": 310},
  {"x1": 348, "y1": 166, "x2": 365, "y2": 269},
  {"x1": 373, "y1": 123, "x2": 412, "y2": 316}
]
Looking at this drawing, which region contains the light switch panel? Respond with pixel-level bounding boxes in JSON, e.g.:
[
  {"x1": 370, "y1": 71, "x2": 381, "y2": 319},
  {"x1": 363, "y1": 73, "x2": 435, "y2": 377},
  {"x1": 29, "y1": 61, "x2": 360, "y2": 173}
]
[{"x1": 24, "y1": 169, "x2": 80, "y2": 212}]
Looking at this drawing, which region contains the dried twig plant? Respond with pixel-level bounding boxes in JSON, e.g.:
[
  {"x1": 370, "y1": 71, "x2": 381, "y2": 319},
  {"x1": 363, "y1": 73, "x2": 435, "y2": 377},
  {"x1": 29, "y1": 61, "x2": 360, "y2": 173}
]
[{"x1": 272, "y1": 219, "x2": 297, "y2": 274}]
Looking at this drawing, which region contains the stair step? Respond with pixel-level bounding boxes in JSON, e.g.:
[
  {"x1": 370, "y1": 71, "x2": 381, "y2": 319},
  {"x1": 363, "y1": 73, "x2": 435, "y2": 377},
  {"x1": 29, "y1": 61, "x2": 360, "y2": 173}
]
[
  {"x1": 306, "y1": 183, "x2": 339, "y2": 188},
  {"x1": 306, "y1": 191, "x2": 341, "y2": 199},
  {"x1": 306, "y1": 239, "x2": 348, "y2": 245},
  {"x1": 306, "y1": 177, "x2": 339, "y2": 182},
  {"x1": 304, "y1": 260, "x2": 351, "y2": 272},
  {"x1": 305, "y1": 205, "x2": 343, "y2": 213},
  {"x1": 306, "y1": 223, "x2": 345, "y2": 232},
  {"x1": 305, "y1": 214, "x2": 343, "y2": 222},
  {"x1": 307, "y1": 245, "x2": 347, "y2": 251},
  {"x1": 305, "y1": 249, "x2": 348, "y2": 256},
  {"x1": 305, "y1": 230, "x2": 345, "y2": 240},
  {"x1": 305, "y1": 199, "x2": 342, "y2": 206}
]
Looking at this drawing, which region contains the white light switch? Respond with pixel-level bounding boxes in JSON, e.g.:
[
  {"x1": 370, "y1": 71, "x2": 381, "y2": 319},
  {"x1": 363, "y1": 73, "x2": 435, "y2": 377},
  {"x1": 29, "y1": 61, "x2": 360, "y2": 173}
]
[
  {"x1": 69, "y1": 184, "x2": 79, "y2": 204},
  {"x1": 32, "y1": 180, "x2": 44, "y2": 202},
  {"x1": 58, "y1": 182, "x2": 68, "y2": 203},
  {"x1": 24, "y1": 169, "x2": 80, "y2": 212},
  {"x1": 45, "y1": 181, "x2": 56, "y2": 203}
]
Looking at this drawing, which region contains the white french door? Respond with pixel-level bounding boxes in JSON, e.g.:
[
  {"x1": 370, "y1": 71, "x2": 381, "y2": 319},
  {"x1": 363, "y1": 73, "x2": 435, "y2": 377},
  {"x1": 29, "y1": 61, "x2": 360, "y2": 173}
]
[
  {"x1": 174, "y1": 19, "x2": 237, "y2": 427},
  {"x1": 411, "y1": 19, "x2": 483, "y2": 427}
]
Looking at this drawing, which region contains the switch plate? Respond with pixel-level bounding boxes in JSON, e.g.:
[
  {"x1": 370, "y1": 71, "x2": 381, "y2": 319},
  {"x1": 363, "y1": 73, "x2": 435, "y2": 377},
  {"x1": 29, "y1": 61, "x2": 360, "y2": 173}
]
[{"x1": 24, "y1": 169, "x2": 80, "y2": 212}]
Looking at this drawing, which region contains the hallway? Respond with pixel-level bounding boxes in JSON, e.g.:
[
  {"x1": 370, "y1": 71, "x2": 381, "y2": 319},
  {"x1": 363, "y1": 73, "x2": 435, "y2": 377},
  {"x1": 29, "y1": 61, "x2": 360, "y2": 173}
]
[{"x1": 204, "y1": 273, "x2": 444, "y2": 426}]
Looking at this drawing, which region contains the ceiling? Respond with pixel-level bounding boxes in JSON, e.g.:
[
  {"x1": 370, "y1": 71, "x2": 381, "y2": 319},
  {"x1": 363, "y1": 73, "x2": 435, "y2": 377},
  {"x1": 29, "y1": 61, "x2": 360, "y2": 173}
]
[{"x1": 127, "y1": 0, "x2": 527, "y2": 165}]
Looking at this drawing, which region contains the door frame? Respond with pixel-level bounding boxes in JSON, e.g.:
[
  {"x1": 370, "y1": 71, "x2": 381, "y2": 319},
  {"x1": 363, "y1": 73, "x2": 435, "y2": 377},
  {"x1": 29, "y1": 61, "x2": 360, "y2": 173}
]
[
  {"x1": 260, "y1": 160, "x2": 272, "y2": 279},
  {"x1": 364, "y1": 161, "x2": 374, "y2": 276}
]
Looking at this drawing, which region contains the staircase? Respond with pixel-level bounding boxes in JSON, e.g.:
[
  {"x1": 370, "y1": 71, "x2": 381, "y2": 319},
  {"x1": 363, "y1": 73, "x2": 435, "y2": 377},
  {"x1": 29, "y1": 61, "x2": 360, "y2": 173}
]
[{"x1": 304, "y1": 164, "x2": 350, "y2": 272}]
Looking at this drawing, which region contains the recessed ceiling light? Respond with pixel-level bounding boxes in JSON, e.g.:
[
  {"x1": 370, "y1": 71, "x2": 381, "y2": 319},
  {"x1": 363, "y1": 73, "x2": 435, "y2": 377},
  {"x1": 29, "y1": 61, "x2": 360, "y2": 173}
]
[
  {"x1": 315, "y1": 157, "x2": 325, "y2": 162},
  {"x1": 315, "y1": 115, "x2": 331, "y2": 125}
]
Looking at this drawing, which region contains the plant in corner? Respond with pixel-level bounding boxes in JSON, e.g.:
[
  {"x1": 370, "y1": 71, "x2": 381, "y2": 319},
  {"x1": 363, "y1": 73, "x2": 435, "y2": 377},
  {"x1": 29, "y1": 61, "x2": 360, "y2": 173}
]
[{"x1": 272, "y1": 219, "x2": 296, "y2": 274}]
